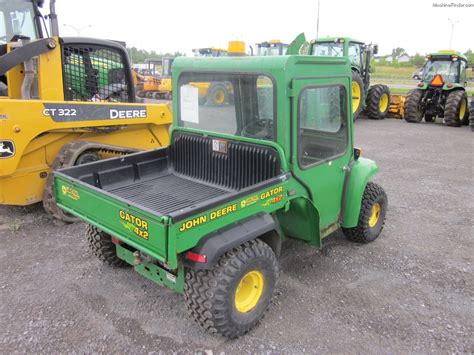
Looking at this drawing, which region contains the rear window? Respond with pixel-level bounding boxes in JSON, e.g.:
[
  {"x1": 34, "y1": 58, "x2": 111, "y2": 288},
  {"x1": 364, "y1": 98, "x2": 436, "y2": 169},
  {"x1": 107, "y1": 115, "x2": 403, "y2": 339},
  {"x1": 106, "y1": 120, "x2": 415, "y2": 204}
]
[{"x1": 177, "y1": 72, "x2": 275, "y2": 141}]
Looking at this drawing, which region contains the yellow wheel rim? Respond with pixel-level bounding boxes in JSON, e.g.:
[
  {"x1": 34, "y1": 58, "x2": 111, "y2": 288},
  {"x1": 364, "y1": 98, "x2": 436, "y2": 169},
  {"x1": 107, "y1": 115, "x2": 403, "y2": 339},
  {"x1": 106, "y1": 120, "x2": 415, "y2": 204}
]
[
  {"x1": 459, "y1": 98, "x2": 467, "y2": 119},
  {"x1": 379, "y1": 93, "x2": 389, "y2": 112},
  {"x1": 235, "y1": 270, "x2": 264, "y2": 313},
  {"x1": 352, "y1": 82, "x2": 361, "y2": 113},
  {"x1": 368, "y1": 203, "x2": 381, "y2": 228},
  {"x1": 214, "y1": 89, "x2": 225, "y2": 104}
]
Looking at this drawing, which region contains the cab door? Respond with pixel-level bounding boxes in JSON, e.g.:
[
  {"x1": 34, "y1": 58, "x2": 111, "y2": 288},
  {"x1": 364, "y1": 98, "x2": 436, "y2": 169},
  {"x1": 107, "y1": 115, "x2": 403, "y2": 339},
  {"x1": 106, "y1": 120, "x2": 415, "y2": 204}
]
[{"x1": 291, "y1": 77, "x2": 353, "y2": 232}]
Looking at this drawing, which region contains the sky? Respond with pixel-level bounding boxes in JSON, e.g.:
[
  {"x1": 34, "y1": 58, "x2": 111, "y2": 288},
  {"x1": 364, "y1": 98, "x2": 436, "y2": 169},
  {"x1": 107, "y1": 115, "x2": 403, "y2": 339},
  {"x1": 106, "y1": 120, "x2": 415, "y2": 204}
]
[{"x1": 54, "y1": 0, "x2": 472, "y2": 57}]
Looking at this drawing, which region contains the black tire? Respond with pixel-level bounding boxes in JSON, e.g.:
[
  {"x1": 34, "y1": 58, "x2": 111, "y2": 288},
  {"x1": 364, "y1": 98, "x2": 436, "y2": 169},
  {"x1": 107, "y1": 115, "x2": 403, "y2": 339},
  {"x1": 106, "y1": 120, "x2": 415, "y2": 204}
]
[
  {"x1": 136, "y1": 90, "x2": 145, "y2": 98},
  {"x1": 86, "y1": 224, "x2": 128, "y2": 267},
  {"x1": 153, "y1": 92, "x2": 162, "y2": 100},
  {"x1": 75, "y1": 151, "x2": 100, "y2": 165},
  {"x1": 424, "y1": 114, "x2": 435, "y2": 123},
  {"x1": 351, "y1": 71, "x2": 365, "y2": 120},
  {"x1": 444, "y1": 90, "x2": 468, "y2": 127},
  {"x1": 184, "y1": 239, "x2": 278, "y2": 338},
  {"x1": 342, "y1": 182, "x2": 388, "y2": 243},
  {"x1": 404, "y1": 89, "x2": 424, "y2": 123},
  {"x1": 365, "y1": 84, "x2": 390, "y2": 120},
  {"x1": 205, "y1": 83, "x2": 228, "y2": 106},
  {"x1": 469, "y1": 96, "x2": 474, "y2": 131}
]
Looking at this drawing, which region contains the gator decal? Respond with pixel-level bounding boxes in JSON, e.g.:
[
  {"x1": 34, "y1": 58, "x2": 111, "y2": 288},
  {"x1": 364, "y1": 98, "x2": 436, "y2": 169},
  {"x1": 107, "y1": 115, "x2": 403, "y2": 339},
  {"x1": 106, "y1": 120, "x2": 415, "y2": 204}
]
[
  {"x1": 61, "y1": 185, "x2": 80, "y2": 200},
  {"x1": 119, "y1": 210, "x2": 149, "y2": 240}
]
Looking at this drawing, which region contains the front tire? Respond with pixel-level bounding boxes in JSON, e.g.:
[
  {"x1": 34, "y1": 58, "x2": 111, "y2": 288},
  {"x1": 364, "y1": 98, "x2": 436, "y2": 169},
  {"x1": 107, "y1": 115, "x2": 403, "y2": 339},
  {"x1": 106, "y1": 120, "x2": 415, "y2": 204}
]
[
  {"x1": 86, "y1": 225, "x2": 128, "y2": 267},
  {"x1": 366, "y1": 84, "x2": 390, "y2": 120},
  {"x1": 342, "y1": 182, "x2": 388, "y2": 243},
  {"x1": 469, "y1": 96, "x2": 474, "y2": 131},
  {"x1": 404, "y1": 89, "x2": 424, "y2": 123},
  {"x1": 184, "y1": 239, "x2": 278, "y2": 338},
  {"x1": 444, "y1": 90, "x2": 468, "y2": 127}
]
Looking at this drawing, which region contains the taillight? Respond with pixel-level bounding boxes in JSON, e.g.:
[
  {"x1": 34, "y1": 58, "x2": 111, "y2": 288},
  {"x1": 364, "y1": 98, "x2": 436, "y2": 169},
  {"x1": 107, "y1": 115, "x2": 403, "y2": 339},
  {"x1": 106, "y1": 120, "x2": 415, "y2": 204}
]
[
  {"x1": 111, "y1": 237, "x2": 122, "y2": 245},
  {"x1": 430, "y1": 74, "x2": 444, "y2": 87},
  {"x1": 418, "y1": 83, "x2": 424, "y2": 87},
  {"x1": 447, "y1": 84, "x2": 453, "y2": 88},
  {"x1": 186, "y1": 251, "x2": 207, "y2": 263}
]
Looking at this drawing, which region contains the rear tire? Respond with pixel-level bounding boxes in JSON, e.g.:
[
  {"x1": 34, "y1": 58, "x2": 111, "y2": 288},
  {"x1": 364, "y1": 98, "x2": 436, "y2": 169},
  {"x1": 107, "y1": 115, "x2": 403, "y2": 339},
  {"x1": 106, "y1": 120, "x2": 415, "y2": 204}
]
[
  {"x1": 86, "y1": 225, "x2": 128, "y2": 267},
  {"x1": 342, "y1": 182, "x2": 388, "y2": 243},
  {"x1": 469, "y1": 96, "x2": 474, "y2": 131},
  {"x1": 404, "y1": 89, "x2": 424, "y2": 123},
  {"x1": 351, "y1": 71, "x2": 365, "y2": 120},
  {"x1": 444, "y1": 90, "x2": 468, "y2": 127},
  {"x1": 365, "y1": 84, "x2": 390, "y2": 120},
  {"x1": 184, "y1": 239, "x2": 278, "y2": 338},
  {"x1": 205, "y1": 83, "x2": 228, "y2": 106}
]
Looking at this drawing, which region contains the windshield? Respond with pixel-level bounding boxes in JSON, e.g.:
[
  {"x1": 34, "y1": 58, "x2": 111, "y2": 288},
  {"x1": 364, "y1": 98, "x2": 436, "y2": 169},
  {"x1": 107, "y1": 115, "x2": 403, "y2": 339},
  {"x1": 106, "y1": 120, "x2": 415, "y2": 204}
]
[
  {"x1": 0, "y1": 1, "x2": 38, "y2": 43},
  {"x1": 178, "y1": 72, "x2": 275, "y2": 141},
  {"x1": 423, "y1": 59, "x2": 460, "y2": 83},
  {"x1": 257, "y1": 43, "x2": 288, "y2": 56},
  {"x1": 312, "y1": 42, "x2": 343, "y2": 57}
]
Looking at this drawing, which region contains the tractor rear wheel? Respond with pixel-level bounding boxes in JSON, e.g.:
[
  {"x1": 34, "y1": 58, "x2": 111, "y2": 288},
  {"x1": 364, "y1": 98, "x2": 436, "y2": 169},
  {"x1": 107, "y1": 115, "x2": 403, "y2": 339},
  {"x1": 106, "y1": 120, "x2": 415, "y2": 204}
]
[
  {"x1": 444, "y1": 90, "x2": 468, "y2": 127},
  {"x1": 469, "y1": 96, "x2": 474, "y2": 131},
  {"x1": 404, "y1": 89, "x2": 424, "y2": 123},
  {"x1": 352, "y1": 71, "x2": 365, "y2": 120},
  {"x1": 184, "y1": 239, "x2": 278, "y2": 338},
  {"x1": 342, "y1": 182, "x2": 388, "y2": 243},
  {"x1": 86, "y1": 225, "x2": 128, "y2": 267},
  {"x1": 206, "y1": 83, "x2": 228, "y2": 106},
  {"x1": 366, "y1": 84, "x2": 390, "y2": 120}
]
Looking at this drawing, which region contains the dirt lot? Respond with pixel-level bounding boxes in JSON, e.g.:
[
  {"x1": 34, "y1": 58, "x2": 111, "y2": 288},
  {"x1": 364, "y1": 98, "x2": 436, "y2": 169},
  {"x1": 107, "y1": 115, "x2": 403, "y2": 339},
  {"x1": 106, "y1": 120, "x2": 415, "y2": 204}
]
[{"x1": 1, "y1": 118, "x2": 472, "y2": 353}]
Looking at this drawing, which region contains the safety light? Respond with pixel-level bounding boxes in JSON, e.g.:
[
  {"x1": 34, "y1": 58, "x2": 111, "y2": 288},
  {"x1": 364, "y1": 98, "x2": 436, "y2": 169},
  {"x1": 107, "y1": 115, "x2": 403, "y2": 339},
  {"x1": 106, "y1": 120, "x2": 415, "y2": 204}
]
[
  {"x1": 186, "y1": 251, "x2": 207, "y2": 263},
  {"x1": 430, "y1": 74, "x2": 444, "y2": 87}
]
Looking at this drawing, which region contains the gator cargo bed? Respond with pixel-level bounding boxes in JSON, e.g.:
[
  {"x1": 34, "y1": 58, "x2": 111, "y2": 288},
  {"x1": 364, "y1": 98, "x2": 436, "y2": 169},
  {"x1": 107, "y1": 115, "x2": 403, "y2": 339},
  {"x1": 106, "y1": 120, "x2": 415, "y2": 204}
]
[{"x1": 55, "y1": 132, "x2": 283, "y2": 221}]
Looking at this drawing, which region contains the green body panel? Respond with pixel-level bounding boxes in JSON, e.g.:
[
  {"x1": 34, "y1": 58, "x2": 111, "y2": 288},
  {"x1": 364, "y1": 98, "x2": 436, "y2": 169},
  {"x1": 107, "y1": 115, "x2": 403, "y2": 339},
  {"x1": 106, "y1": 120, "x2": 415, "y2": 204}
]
[
  {"x1": 341, "y1": 157, "x2": 379, "y2": 228},
  {"x1": 55, "y1": 176, "x2": 168, "y2": 262}
]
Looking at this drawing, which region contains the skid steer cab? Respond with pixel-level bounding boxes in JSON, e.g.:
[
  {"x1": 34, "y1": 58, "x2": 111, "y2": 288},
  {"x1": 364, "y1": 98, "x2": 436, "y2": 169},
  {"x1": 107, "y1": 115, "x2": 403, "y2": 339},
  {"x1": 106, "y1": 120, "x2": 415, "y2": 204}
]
[
  {"x1": 54, "y1": 52, "x2": 388, "y2": 337},
  {"x1": 309, "y1": 37, "x2": 390, "y2": 121},
  {"x1": 404, "y1": 51, "x2": 470, "y2": 127}
]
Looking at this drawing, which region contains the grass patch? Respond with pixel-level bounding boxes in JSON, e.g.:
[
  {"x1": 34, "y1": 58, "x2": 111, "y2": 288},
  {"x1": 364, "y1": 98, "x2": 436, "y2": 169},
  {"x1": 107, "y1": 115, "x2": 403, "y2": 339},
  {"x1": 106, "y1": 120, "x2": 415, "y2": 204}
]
[{"x1": 372, "y1": 65, "x2": 417, "y2": 79}]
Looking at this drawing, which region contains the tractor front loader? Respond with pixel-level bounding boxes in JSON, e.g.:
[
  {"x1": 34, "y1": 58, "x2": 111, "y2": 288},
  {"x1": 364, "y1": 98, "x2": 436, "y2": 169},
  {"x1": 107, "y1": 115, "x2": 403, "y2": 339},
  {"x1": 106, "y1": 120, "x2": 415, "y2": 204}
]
[
  {"x1": 404, "y1": 51, "x2": 470, "y2": 127},
  {"x1": 0, "y1": 0, "x2": 171, "y2": 222}
]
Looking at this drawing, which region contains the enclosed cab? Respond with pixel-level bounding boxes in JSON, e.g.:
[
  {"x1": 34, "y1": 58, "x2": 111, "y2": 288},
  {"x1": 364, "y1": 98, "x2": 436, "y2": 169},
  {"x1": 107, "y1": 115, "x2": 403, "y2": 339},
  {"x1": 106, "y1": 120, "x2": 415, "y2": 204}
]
[
  {"x1": 405, "y1": 51, "x2": 470, "y2": 126},
  {"x1": 55, "y1": 54, "x2": 388, "y2": 338},
  {"x1": 255, "y1": 40, "x2": 289, "y2": 56},
  {"x1": 309, "y1": 37, "x2": 390, "y2": 120}
]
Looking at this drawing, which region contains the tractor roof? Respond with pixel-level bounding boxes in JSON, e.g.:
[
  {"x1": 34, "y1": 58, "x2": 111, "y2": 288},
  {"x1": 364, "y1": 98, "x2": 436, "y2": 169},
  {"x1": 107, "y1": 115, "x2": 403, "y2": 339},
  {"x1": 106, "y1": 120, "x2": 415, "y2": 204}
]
[
  {"x1": 312, "y1": 37, "x2": 364, "y2": 45},
  {"x1": 428, "y1": 50, "x2": 468, "y2": 62}
]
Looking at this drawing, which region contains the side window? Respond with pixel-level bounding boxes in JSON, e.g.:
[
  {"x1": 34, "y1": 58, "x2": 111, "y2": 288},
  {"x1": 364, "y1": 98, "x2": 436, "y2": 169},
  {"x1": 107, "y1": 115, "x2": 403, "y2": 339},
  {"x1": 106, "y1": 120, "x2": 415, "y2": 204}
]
[
  {"x1": 298, "y1": 86, "x2": 348, "y2": 167},
  {"x1": 62, "y1": 45, "x2": 130, "y2": 102},
  {"x1": 348, "y1": 43, "x2": 361, "y2": 68},
  {"x1": 459, "y1": 61, "x2": 467, "y2": 83},
  {"x1": 257, "y1": 75, "x2": 274, "y2": 120}
]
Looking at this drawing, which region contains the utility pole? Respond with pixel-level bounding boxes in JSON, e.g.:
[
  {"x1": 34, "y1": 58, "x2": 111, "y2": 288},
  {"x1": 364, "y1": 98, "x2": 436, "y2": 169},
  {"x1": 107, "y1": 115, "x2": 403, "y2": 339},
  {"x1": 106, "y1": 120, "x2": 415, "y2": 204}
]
[
  {"x1": 448, "y1": 18, "x2": 459, "y2": 49},
  {"x1": 316, "y1": 0, "x2": 321, "y2": 39}
]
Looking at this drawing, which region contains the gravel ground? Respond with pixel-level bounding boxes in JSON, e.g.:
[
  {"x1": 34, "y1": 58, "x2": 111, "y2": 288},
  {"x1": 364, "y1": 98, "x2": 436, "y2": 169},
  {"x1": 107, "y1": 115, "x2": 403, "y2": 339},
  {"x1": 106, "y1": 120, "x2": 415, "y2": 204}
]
[{"x1": 0, "y1": 118, "x2": 472, "y2": 353}]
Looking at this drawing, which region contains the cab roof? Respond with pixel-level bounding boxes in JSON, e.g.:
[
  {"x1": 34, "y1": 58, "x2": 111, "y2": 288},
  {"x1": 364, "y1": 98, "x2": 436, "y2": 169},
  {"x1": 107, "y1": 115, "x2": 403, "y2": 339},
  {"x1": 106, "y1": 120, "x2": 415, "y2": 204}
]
[
  {"x1": 428, "y1": 50, "x2": 467, "y2": 62},
  {"x1": 312, "y1": 37, "x2": 364, "y2": 45},
  {"x1": 172, "y1": 54, "x2": 349, "y2": 75}
]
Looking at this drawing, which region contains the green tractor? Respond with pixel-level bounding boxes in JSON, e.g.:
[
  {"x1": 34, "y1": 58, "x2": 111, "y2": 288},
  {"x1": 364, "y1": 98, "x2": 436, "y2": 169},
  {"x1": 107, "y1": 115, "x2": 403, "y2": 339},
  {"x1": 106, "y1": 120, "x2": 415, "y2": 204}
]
[
  {"x1": 308, "y1": 37, "x2": 390, "y2": 120},
  {"x1": 54, "y1": 49, "x2": 388, "y2": 337},
  {"x1": 404, "y1": 51, "x2": 470, "y2": 127}
]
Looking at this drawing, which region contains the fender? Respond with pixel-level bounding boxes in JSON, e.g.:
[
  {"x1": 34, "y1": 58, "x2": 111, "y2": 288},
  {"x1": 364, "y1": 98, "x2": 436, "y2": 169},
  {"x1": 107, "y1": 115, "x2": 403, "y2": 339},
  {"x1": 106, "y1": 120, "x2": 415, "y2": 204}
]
[
  {"x1": 341, "y1": 157, "x2": 379, "y2": 228},
  {"x1": 184, "y1": 213, "x2": 282, "y2": 270}
]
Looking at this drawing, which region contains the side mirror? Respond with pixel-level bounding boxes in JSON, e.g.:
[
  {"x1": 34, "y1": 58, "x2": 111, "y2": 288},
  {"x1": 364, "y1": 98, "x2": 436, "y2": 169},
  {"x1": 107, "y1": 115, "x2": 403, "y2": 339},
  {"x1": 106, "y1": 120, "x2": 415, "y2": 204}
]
[
  {"x1": 413, "y1": 74, "x2": 421, "y2": 80},
  {"x1": 373, "y1": 45, "x2": 379, "y2": 55}
]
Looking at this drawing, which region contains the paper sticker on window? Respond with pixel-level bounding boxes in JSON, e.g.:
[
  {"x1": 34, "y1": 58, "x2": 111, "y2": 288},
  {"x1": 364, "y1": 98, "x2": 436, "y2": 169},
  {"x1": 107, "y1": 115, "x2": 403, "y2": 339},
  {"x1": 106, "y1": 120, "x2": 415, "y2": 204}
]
[{"x1": 180, "y1": 85, "x2": 199, "y2": 123}]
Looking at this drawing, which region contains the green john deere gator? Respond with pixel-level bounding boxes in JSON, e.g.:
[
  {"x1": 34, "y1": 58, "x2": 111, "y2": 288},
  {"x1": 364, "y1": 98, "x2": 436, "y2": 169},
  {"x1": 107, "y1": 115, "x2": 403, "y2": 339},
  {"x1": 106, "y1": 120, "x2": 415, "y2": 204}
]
[
  {"x1": 405, "y1": 50, "x2": 470, "y2": 127},
  {"x1": 309, "y1": 37, "x2": 390, "y2": 120},
  {"x1": 54, "y1": 51, "x2": 388, "y2": 338}
]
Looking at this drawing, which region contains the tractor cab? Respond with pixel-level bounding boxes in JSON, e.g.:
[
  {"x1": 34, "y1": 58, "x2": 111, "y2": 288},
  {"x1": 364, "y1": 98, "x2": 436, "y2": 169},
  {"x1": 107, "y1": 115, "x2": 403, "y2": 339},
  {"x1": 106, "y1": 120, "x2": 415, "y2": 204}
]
[
  {"x1": 308, "y1": 37, "x2": 388, "y2": 120},
  {"x1": 420, "y1": 51, "x2": 468, "y2": 86},
  {"x1": 255, "y1": 40, "x2": 288, "y2": 56}
]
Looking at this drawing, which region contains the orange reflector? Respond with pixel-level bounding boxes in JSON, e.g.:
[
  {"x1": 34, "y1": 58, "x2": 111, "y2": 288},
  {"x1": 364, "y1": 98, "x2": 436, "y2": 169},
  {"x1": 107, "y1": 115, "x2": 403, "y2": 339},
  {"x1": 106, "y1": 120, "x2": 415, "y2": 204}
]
[{"x1": 430, "y1": 74, "x2": 444, "y2": 87}]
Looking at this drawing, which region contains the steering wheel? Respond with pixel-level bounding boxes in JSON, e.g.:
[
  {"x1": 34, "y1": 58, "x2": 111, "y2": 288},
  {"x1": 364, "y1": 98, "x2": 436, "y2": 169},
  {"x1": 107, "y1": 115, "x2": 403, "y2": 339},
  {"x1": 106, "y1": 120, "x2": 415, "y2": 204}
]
[{"x1": 241, "y1": 119, "x2": 273, "y2": 139}]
